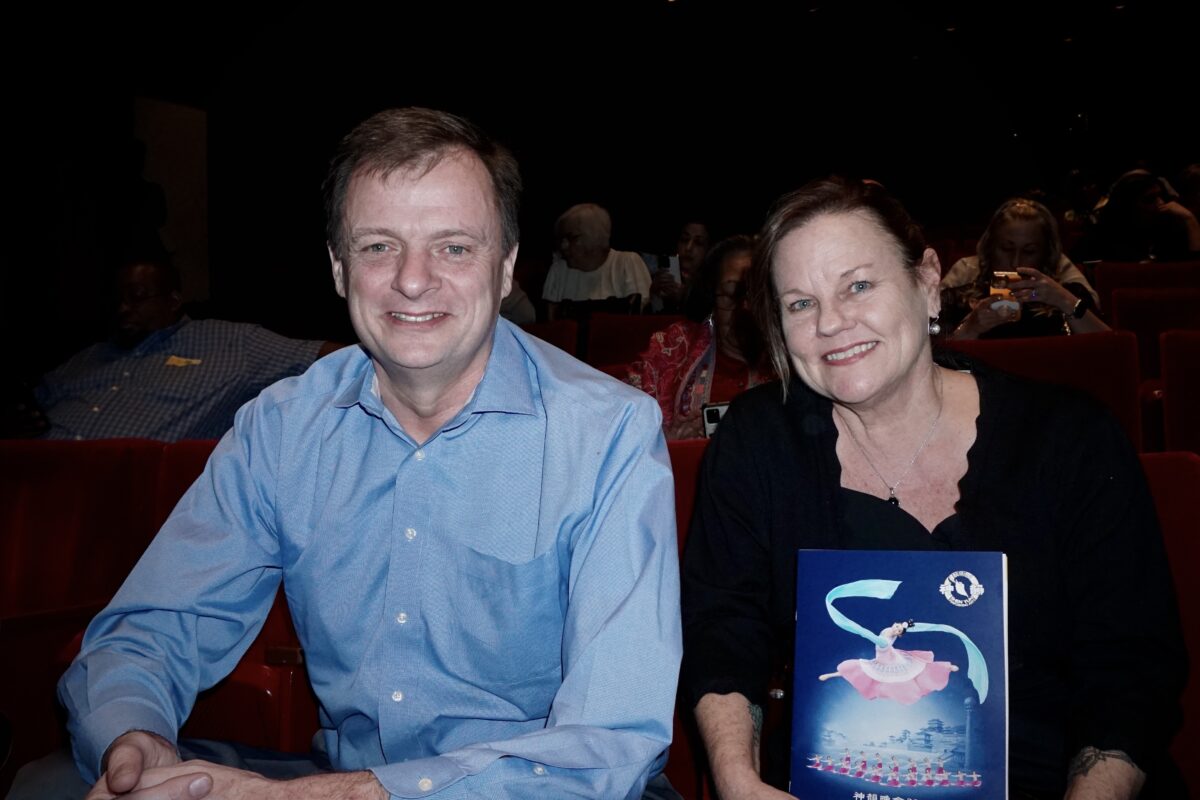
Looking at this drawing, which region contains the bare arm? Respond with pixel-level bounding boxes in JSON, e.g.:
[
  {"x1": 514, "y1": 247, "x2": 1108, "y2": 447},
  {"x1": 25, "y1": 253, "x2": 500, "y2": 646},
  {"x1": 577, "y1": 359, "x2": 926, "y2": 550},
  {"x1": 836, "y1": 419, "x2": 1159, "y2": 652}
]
[
  {"x1": 86, "y1": 760, "x2": 386, "y2": 800},
  {"x1": 694, "y1": 693, "x2": 793, "y2": 800},
  {"x1": 1063, "y1": 747, "x2": 1144, "y2": 800},
  {"x1": 1010, "y1": 268, "x2": 1111, "y2": 335},
  {"x1": 88, "y1": 731, "x2": 387, "y2": 800}
]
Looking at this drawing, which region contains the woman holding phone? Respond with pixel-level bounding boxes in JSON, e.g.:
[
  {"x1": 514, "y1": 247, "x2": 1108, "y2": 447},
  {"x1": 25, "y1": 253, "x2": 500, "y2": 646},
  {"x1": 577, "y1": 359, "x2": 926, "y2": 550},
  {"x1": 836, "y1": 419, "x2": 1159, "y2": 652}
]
[{"x1": 940, "y1": 198, "x2": 1109, "y2": 339}]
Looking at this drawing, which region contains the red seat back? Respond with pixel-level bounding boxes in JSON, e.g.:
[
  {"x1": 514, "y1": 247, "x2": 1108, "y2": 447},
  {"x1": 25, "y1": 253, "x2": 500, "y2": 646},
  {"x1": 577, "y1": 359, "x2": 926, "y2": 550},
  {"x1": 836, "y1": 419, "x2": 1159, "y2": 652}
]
[
  {"x1": 0, "y1": 439, "x2": 164, "y2": 616},
  {"x1": 1162, "y1": 330, "x2": 1200, "y2": 454},
  {"x1": 940, "y1": 332, "x2": 1143, "y2": 449},
  {"x1": 666, "y1": 438, "x2": 710, "y2": 798},
  {"x1": 520, "y1": 320, "x2": 579, "y2": 358},
  {"x1": 1094, "y1": 260, "x2": 1200, "y2": 319},
  {"x1": 1110, "y1": 288, "x2": 1200, "y2": 379},
  {"x1": 586, "y1": 313, "x2": 684, "y2": 367},
  {"x1": 1139, "y1": 452, "x2": 1200, "y2": 792}
]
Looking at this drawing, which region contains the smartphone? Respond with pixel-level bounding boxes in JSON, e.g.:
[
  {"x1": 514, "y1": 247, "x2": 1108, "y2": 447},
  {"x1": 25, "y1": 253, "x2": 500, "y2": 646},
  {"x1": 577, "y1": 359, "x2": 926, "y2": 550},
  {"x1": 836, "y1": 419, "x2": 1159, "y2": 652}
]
[
  {"x1": 989, "y1": 270, "x2": 1020, "y2": 298},
  {"x1": 702, "y1": 402, "x2": 730, "y2": 438}
]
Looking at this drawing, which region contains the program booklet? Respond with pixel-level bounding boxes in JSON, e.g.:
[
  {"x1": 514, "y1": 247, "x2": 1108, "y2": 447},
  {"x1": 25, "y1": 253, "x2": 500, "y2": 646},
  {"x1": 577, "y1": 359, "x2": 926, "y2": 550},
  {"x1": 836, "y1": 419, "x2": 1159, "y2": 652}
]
[{"x1": 790, "y1": 550, "x2": 1008, "y2": 800}]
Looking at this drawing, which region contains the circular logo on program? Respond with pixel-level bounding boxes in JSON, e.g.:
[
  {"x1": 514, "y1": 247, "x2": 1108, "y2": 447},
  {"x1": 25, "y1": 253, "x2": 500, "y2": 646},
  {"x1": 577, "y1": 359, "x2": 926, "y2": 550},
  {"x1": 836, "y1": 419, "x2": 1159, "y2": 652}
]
[{"x1": 940, "y1": 570, "x2": 985, "y2": 607}]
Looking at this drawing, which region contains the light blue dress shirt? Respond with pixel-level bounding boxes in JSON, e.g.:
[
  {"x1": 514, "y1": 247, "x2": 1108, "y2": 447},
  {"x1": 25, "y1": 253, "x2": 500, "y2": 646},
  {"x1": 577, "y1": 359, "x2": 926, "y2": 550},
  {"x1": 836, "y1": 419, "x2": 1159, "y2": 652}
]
[{"x1": 60, "y1": 319, "x2": 682, "y2": 799}]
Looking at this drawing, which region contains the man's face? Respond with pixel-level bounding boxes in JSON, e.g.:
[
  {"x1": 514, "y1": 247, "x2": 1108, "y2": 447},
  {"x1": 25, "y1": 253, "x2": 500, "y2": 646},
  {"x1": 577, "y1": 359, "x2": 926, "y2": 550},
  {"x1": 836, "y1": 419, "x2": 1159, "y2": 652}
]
[
  {"x1": 330, "y1": 151, "x2": 516, "y2": 394},
  {"x1": 116, "y1": 263, "x2": 181, "y2": 347}
]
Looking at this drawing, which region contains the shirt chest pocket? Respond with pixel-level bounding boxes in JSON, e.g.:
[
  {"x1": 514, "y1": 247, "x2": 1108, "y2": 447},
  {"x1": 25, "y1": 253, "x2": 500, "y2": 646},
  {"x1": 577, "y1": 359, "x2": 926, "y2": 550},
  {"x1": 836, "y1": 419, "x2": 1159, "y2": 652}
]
[{"x1": 425, "y1": 539, "x2": 565, "y2": 702}]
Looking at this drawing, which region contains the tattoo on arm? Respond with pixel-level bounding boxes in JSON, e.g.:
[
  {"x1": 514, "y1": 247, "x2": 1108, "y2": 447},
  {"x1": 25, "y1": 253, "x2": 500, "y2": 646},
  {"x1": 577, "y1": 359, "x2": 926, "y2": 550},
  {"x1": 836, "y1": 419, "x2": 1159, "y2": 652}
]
[
  {"x1": 1068, "y1": 746, "x2": 1137, "y2": 780},
  {"x1": 748, "y1": 702, "x2": 764, "y2": 749}
]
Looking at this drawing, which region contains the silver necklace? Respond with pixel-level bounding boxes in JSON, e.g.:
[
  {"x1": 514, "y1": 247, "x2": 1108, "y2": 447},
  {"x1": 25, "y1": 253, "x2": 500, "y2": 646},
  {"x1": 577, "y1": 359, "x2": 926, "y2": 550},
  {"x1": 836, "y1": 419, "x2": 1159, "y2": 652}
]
[{"x1": 839, "y1": 371, "x2": 944, "y2": 508}]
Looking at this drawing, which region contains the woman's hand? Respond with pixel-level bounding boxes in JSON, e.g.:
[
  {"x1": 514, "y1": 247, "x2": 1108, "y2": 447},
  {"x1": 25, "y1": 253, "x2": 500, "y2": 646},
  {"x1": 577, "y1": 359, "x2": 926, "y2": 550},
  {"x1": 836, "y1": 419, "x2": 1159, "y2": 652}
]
[
  {"x1": 665, "y1": 409, "x2": 705, "y2": 440},
  {"x1": 951, "y1": 296, "x2": 1020, "y2": 339},
  {"x1": 1009, "y1": 267, "x2": 1076, "y2": 313}
]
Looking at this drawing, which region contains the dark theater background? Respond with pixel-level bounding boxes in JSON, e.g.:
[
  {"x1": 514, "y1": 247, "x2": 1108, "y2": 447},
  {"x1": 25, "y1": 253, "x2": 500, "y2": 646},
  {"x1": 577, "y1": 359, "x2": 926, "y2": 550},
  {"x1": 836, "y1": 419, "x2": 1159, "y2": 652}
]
[
  {"x1": 2, "y1": 3, "x2": 1199, "y2": 797},
  {"x1": 5, "y1": 1, "x2": 1197, "y2": 382}
]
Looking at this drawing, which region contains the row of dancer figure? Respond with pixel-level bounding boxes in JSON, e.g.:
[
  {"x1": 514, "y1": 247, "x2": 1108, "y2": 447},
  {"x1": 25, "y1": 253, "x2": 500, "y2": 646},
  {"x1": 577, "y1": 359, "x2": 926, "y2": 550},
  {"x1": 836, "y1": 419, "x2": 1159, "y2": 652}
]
[{"x1": 805, "y1": 751, "x2": 983, "y2": 789}]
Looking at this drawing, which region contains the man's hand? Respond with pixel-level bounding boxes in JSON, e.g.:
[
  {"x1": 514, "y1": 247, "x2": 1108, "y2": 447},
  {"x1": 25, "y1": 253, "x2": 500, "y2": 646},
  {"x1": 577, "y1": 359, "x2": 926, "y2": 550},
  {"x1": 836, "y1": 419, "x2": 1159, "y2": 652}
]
[
  {"x1": 86, "y1": 758, "x2": 387, "y2": 800},
  {"x1": 89, "y1": 731, "x2": 181, "y2": 797}
]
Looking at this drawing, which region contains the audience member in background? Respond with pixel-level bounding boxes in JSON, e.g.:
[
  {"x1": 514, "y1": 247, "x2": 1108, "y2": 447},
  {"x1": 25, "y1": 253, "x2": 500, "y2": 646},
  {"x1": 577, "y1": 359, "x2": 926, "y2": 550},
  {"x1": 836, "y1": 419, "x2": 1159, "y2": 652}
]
[
  {"x1": 1080, "y1": 169, "x2": 1200, "y2": 262},
  {"x1": 627, "y1": 235, "x2": 771, "y2": 439},
  {"x1": 35, "y1": 256, "x2": 338, "y2": 441},
  {"x1": 1177, "y1": 163, "x2": 1200, "y2": 224},
  {"x1": 646, "y1": 221, "x2": 711, "y2": 313},
  {"x1": 542, "y1": 203, "x2": 652, "y2": 320},
  {"x1": 940, "y1": 198, "x2": 1109, "y2": 339}
]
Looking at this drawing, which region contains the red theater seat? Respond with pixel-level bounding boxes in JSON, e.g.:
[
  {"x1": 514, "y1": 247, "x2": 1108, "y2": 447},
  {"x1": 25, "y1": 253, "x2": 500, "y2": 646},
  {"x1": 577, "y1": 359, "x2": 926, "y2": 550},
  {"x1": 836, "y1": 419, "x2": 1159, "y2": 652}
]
[
  {"x1": 939, "y1": 332, "x2": 1143, "y2": 449},
  {"x1": 0, "y1": 439, "x2": 164, "y2": 617},
  {"x1": 586, "y1": 313, "x2": 684, "y2": 367},
  {"x1": 1161, "y1": 330, "x2": 1200, "y2": 454},
  {"x1": 1139, "y1": 452, "x2": 1200, "y2": 795},
  {"x1": 520, "y1": 320, "x2": 579, "y2": 357},
  {"x1": 1094, "y1": 260, "x2": 1200, "y2": 320},
  {"x1": 1110, "y1": 288, "x2": 1200, "y2": 380},
  {"x1": 665, "y1": 438, "x2": 711, "y2": 799}
]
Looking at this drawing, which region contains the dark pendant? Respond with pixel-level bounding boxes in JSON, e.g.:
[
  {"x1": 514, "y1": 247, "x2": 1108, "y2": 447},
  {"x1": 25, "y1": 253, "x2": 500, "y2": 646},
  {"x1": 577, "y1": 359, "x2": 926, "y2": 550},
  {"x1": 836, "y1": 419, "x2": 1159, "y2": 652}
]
[{"x1": 887, "y1": 495, "x2": 900, "y2": 507}]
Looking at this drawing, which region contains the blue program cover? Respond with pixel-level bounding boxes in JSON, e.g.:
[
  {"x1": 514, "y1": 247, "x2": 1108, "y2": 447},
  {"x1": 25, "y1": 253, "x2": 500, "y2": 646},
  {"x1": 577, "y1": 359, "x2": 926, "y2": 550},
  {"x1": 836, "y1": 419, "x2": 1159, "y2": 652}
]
[{"x1": 791, "y1": 550, "x2": 1007, "y2": 800}]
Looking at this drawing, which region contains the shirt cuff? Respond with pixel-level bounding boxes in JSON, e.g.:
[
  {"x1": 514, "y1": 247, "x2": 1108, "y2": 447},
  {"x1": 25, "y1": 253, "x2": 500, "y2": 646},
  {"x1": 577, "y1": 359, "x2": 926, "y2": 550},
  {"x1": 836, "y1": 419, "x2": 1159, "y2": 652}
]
[{"x1": 72, "y1": 699, "x2": 176, "y2": 784}]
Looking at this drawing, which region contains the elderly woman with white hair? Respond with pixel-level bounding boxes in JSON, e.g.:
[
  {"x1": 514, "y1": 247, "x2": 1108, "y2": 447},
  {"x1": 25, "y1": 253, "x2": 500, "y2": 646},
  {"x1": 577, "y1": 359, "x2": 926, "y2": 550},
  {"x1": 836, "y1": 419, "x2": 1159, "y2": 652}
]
[
  {"x1": 542, "y1": 203, "x2": 652, "y2": 320},
  {"x1": 941, "y1": 198, "x2": 1109, "y2": 339}
]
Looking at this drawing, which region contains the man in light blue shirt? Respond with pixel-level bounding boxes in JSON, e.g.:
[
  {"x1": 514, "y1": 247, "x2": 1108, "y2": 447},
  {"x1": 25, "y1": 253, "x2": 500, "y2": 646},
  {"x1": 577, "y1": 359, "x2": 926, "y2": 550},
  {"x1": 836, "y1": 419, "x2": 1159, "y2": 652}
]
[{"x1": 54, "y1": 108, "x2": 682, "y2": 799}]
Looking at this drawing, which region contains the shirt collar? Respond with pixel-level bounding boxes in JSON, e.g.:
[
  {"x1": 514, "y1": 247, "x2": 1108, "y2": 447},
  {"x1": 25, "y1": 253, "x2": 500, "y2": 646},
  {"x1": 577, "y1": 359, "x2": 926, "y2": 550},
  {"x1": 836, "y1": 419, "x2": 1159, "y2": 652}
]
[{"x1": 331, "y1": 319, "x2": 538, "y2": 420}]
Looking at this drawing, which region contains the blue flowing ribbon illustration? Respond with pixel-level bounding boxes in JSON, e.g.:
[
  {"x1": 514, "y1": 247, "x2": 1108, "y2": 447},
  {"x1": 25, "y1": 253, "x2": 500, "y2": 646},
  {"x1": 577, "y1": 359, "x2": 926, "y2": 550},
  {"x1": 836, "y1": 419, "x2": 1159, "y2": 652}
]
[{"x1": 825, "y1": 579, "x2": 989, "y2": 703}]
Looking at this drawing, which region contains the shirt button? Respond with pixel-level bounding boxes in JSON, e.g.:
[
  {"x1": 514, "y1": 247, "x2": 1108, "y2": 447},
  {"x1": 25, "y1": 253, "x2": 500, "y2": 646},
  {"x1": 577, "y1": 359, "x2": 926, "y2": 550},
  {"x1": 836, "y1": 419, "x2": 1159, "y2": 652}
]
[
  {"x1": 404, "y1": 527, "x2": 417, "y2": 541},
  {"x1": 74, "y1": 435, "x2": 83, "y2": 441},
  {"x1": 391, "y1": 690, "x2": 404, "y2": 702},
  {"x1": 395, "y1": 611, "x2": 408, "y2": 624},
  {"x1": 532, "y1": 765, "x2": 547, "y2": 776},
  {"x1": 110, "y1": 385, "x2": 120, "y2": 392},
  {"x1": 418, "y1": 777, "x2": 433, "y2": 792},
  {"x1": 414, "y1": 449, "x2": 425, "y2": 461},
  {"x1": 91, "y1": 406, "x2": 100, "y2": 412},
  {"x1": 122, "y1": 371, "x2": 131, "y2": 377}
]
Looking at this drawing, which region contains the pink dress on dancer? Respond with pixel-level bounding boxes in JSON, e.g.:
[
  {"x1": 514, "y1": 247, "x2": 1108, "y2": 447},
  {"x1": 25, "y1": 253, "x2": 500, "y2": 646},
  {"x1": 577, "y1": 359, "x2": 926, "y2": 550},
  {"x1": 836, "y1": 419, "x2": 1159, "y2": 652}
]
[{"x1": 832, "y1": 627, "x2": 956, "y2": 704}]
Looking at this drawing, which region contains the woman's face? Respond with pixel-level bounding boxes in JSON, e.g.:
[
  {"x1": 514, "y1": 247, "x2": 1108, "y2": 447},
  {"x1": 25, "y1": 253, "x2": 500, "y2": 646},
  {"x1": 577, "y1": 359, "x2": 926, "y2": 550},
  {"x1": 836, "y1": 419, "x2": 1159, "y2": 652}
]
[
  {"x1": 713, "y1": 250, "x2": 752, "y2": 347},
  {"x1": 677, "y1": 223, "x2": 711, "y2": 283},
  {"x1": 773, "y1": 210, "x2": 939, "y2": 409},
  {"x1": 990, "y1": 218, "x2": 1046, "y2": 270}
]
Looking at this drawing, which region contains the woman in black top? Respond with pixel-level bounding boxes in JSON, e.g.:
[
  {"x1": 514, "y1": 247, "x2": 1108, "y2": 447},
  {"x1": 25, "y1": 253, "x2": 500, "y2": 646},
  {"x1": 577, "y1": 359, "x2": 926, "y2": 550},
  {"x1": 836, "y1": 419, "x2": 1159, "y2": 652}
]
[{"x1": 680, "y1": 177, "x2": 1185, "y2": 800}]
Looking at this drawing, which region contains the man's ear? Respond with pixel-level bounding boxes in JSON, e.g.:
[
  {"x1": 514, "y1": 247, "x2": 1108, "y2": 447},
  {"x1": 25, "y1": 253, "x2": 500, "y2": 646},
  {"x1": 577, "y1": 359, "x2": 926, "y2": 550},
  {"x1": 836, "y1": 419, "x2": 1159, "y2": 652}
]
[
  {"x1": 500, "y1": 244, "x2": 518, "y2": 299},
  {"x1": 330, "y1": 245, "x2": 347, "y2": 298}
]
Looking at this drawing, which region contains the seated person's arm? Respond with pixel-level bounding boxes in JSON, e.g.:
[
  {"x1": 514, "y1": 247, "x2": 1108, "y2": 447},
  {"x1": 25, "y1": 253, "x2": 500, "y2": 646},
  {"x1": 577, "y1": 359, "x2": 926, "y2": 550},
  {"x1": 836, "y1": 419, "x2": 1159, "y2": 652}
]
[
  {"x1": 1056, "y1": 404, "x2": 1186, "y2": 798},
  {"x1": 682, "y1": 402, "x2": 789, "y2": 798},
  {"x1": 87, "y1": 733, "x2": 386, "y2": 800},
  {"x1": 694, "y1": 693, "x2": 793, "y2": 800},
  {"x1": 1064, "y1": 747, "x2": 1144, "y2": 800},
  {"x1": 59, "y1": 401, "x2": 291, "y2": 791}
]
